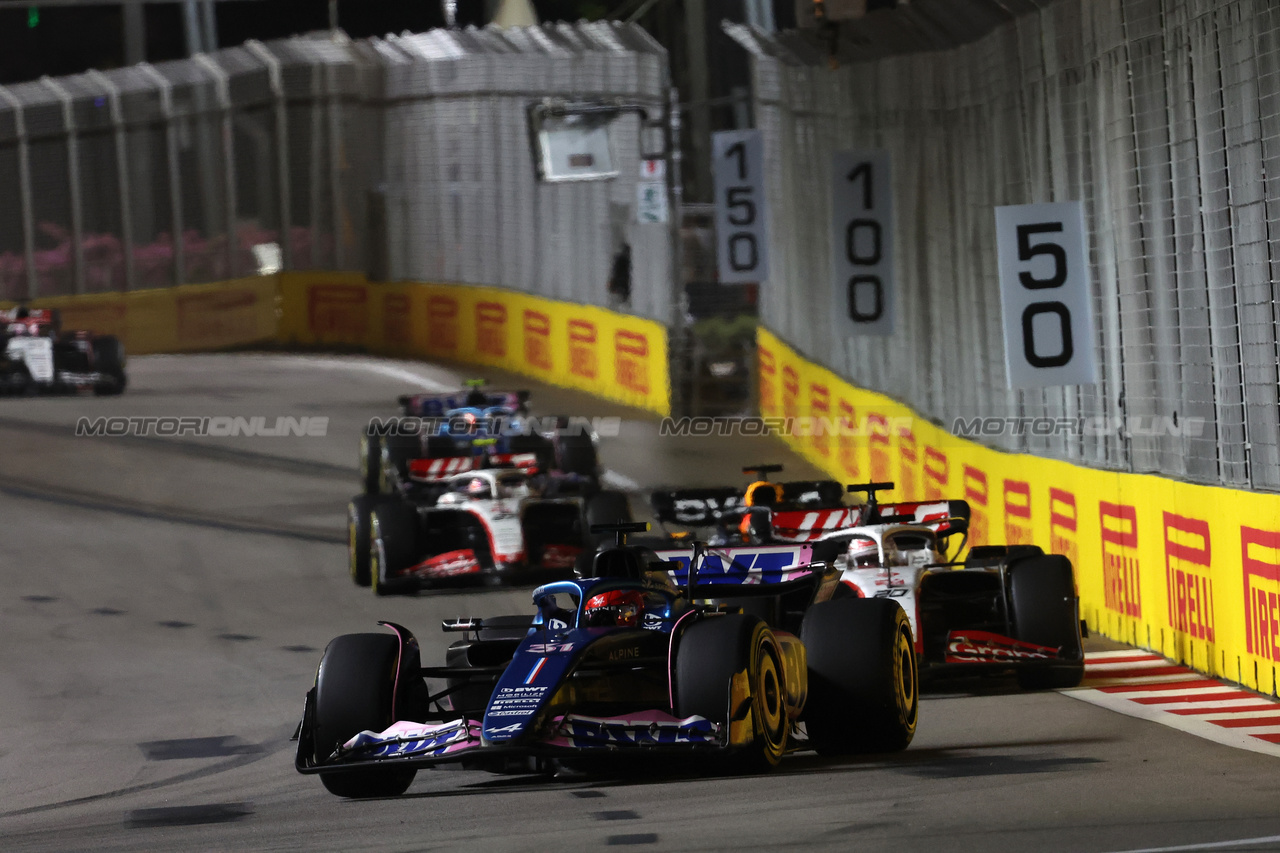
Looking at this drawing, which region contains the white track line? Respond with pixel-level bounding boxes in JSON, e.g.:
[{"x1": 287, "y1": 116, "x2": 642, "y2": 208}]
[
  {"x1": 1102, "y1": 833, "x2": 1280, "y2": 853},
  {"x1": 279, "y1": 357, "x2": 455, "y2": 392}
]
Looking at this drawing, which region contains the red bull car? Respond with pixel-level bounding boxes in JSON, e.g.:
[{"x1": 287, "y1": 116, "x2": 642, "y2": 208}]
[
  {"x1": 294, "y1": 523, "x2": 918, "y2": 798},
  {"x1": 1, "y1": 307, "x2": 126, "y2": 395}
]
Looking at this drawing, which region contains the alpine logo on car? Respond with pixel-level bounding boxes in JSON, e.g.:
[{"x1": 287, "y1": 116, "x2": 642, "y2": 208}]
[{"x1": 944, "y1": 631, "x2": 1058, "y2": 663}]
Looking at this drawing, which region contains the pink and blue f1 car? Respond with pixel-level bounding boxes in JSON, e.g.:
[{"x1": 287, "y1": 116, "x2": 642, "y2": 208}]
[{"x1": 293, "y1": 524, "x2": 920, "y2": 798}]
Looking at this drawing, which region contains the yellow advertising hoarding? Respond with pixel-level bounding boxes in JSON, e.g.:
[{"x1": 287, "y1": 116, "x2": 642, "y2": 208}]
[
  {"x1": 5, "y1": 272, "x2": 669, "y2": 415},
  {"x1": 758, "y1": 325, "x2": 1280, "y2": 696}
]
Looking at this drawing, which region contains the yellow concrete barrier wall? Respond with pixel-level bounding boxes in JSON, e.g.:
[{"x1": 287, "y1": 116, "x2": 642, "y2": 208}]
[
  {"x1": 3, "y1": 277, "x2": 279, "y2": 354},
  {"x1": 276, "y1": 273, "x2": 670, "y2": 415},
  {"x1": 758, "y1": 326, "x2": 1280, "y2": 697},
  {"x1": 5, "y1": 272, "x2": 670, "y2": 415}
]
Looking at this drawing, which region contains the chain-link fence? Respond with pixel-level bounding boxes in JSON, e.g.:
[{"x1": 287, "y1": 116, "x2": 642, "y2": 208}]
[
  {"x1": 0, "y1": 23, "x2": 673, "y2": 323},
  {"x1": 730, "y1": 0, "x2": 1280, "y2": 492}
]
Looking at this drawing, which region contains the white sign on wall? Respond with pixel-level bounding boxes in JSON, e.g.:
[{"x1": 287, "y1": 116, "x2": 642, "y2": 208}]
[
  {"x1": 831, "y1": 151, "x2": 894, "y2": 337},
  {"x1": 712, "y1": 130, "x2": 769, "y2": 284},
  {"x1": 994, "y1": 201, "x2": 1099, "y2": 389}
]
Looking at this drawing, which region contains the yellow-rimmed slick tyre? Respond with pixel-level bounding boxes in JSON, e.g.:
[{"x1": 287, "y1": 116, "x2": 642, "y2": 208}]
[
  {"x1": 801, "y1": 598, "x2": 918, "y2": 754},
  {"x1": 676, "y1": 614, "x2": 788, "y2": 772},
  {"x1": 348, "y1": 495, "x2": 376, "y2": 587}
]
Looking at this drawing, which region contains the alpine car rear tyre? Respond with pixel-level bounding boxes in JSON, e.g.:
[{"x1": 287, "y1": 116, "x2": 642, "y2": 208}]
[
  {"x1": 676, "y1": 614, "x2": 788, "y2": 772},
  {"x1": 1010, "y1": 555, "x2": 1085, "y2": 690},
  {"x1": 801, "y1": 598, "x2": 918, "y2": 754},
  {"x1": 313, "y1": 633, "x2": 416, "y2": 798},
  {"x1": 347, "y1": 495, "x2": 378, "y2": 587},
  {"x1": 370, "y1": 501, "x2": 420, "y2": 596},
  {"x1": 359, "y1": 432, "x2": 382, "y2": 495}
]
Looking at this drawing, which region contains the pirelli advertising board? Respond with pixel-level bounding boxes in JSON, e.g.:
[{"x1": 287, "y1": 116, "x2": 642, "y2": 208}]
[
  {"x1": 5, "y1": 272, "x2": 669, "y2": 415},
  {"x1": 276, "y1": 273, "x2": 669, "y2": 415},
  {"x1": 757, "y1": 325, "x2": 1280, "y2": 698}
]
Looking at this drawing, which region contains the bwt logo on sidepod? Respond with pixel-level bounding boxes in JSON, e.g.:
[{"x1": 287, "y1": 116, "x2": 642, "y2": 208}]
[
  {"x1": 476, "y1": 302, "x2": 507, "y2": 358},
  {"x1": 568, "y1": 319, "x2": 598, "y2": 379},
  {"x1": 1164, "y1": 512, "x2": 1214, "y2": 642},
  {"x1": 1049, "y1": 488, "x2": 1080, "y2": 577},
  {"x1": 1100, "y1": 501, "x2": 1141, "y2": 618},
  {"x1": 522, "y1": 310, "x2": 552, "y2": 371},
  {"x1": 1003, "y1": 479, "x2": 1033, "y2": 545},
  {"x1": 426, "y1": 296, "x2": 459, "y2": 352},
  {"x1": 964, "y1": 466, "x2": 989, "y2": 547},
  {"x1": 1243, "y1": 526, "x2": 1280, "y2": 664},
  {"x1": 307, "y1": 284, "x2": 368, "y2": 338},
  {"x1": 614, "y1": 330, "x2": 649, "y2": 394},
  {"x1": 382, "y1": 293, "x2": 412, "y2": 347}
]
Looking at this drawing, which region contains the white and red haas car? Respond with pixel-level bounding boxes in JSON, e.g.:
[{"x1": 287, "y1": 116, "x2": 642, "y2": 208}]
[
  {"x1": 1, "y1": 306, "x2": 126, "y2": 395},
  {"x1": 347, "y1": 454, "x2": 631, "y2": 595},
  {"x1": 831, "y1": 482, "x2": 1085, "y2": 689}
]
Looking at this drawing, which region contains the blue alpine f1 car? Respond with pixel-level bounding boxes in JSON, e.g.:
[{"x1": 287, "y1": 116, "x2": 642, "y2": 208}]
[{"x1": 295, "y1": 523, "x2": 919, "y2": 798}]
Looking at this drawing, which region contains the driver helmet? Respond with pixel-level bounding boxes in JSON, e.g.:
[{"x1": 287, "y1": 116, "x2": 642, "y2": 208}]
[
  {"x1": 582, "y1": 589, "x2": 646, "y2": 628},
  {"x1": 465, "y1": 477, "x2": 489, "y2": 496},
  {"x1": 848, "y1": 537, "x2": 881, "y2": 568}
]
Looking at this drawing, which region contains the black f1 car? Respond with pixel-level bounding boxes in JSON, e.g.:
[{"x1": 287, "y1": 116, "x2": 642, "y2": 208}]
[{"x1": 295, "y1": 523, "x2": 919, "y2": 797}]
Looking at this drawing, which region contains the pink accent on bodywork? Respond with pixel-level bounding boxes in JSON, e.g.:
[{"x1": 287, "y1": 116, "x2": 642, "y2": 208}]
[
  {"x1": 377, "y1": 621, "x2": 408, "y2": 719},
  {"x1": 342, "y1": 718, "x2": 483, "y2": 756}
]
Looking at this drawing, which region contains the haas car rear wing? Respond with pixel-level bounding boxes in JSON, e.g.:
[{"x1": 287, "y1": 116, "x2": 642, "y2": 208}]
[
  {"x1": 407, "y1": 452, "x2": 539, "y2": 481},
  {"x1": 846, "y1": 481, "x2": 970, "y2": 536}
]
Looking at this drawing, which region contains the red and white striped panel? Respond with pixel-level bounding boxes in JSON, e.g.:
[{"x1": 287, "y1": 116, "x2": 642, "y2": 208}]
[
  {"x1": 1065, "y1": 649, "x2": 1280, "y2": 758},
  {"x1": 771, "y1": 508, "x2": 861, "y2": 542},
  {"x1": 408, "y1": 456, "x2": 477, "y2": 481}
]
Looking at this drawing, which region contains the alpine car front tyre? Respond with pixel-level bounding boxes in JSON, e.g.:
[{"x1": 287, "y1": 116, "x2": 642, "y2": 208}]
[
  {"x1": 676, "y1": 614, "x2": 788, "y2": 772},
  {"x1": 313, "y1": 633, "x2": 416, "y2": 798},
  {"x1": 801, "y1": 598, "x2": 918, "y2": 754}
]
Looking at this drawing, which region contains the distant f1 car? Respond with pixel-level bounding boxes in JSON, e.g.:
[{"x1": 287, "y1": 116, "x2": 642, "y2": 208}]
[
  {"x1": 1, "y1": 307, "x2": 126, "y2": 395},
  {"x1": 358, "y1": 380, "x2": 599, "y2": 497},
  {"x1": 829, "y1": 482, "x2": 1085, "y2": 689},
  {"x1": 295, "y1": 523, "x2": 918, "y2": 798},
  {"x1": 348, "y1": 454, "x2": 632, "y2": 594}
]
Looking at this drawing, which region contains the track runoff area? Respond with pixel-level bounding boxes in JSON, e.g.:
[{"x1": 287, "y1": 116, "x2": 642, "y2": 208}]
[{"x1": 4, "y1": 353, "x2": 1280, "y2": 853}]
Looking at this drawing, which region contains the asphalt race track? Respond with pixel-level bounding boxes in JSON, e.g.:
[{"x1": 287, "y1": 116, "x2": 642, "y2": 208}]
[{"x1": 3, "y1": 354, "x2": 1280, "y2": 853}]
